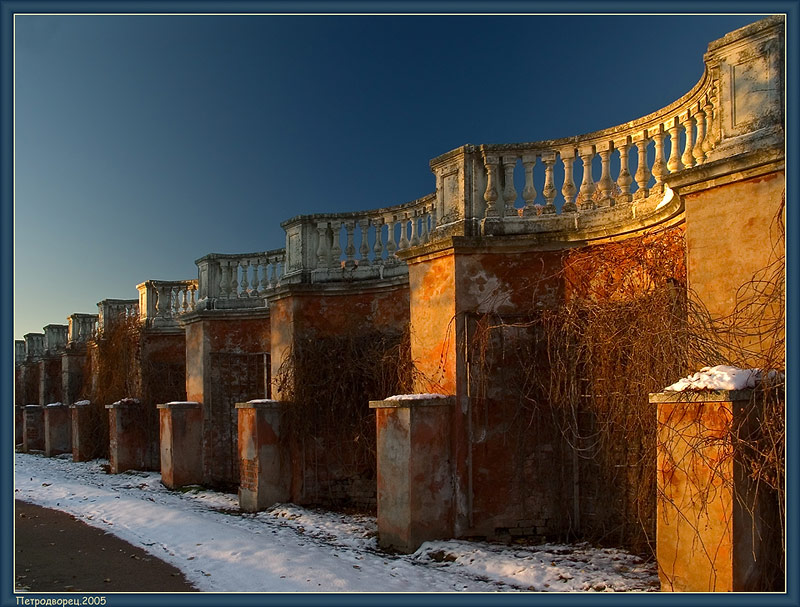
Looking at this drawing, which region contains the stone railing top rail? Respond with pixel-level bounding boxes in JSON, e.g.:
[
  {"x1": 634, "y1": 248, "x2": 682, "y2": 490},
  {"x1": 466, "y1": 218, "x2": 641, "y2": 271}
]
[
  {"x1": 195, "y1": 248, "x2": 286, "y2": 265},
  {"x1": 280, "y1": 192, "x2": 437, "y2": 227},
  {"x1": 431, "y1": 15, "x2": 784, "y2": 168}
]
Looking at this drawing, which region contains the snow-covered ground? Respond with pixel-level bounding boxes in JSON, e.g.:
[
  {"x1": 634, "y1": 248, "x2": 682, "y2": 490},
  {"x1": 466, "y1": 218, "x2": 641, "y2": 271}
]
[{"x1": 14, "y1": 452, "x2": 658, "y2": 593}]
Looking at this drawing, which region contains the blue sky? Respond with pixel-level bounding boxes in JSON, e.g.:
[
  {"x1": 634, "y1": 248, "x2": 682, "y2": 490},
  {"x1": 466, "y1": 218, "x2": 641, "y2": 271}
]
[{"x1": 13, "y1": 12, "x2": 766, "y2": 339}]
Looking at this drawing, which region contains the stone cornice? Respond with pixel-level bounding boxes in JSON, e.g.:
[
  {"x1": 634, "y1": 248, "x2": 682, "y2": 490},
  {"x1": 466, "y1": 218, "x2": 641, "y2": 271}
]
[{"x1": 664, "y1": 147, "x2": 784, "y2": 195}]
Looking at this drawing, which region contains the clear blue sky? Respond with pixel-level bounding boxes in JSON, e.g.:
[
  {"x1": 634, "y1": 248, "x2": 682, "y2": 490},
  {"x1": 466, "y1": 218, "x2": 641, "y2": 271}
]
[{"x1": 13, "y1": 12, "x2": 766, "y2": 339}]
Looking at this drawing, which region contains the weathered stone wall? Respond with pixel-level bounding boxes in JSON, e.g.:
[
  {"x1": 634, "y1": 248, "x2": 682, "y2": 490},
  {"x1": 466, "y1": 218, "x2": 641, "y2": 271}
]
[
  {"x1": 184, "y1": 312, "x2": 271, "y2": 488},
  {"x1": 403, "y1": 228, "x2": 686, "y2": 548},
  {"x1": 271, "y1": 283, "x2": 410, "y2": 511},
  {"x1": 680, "y1": 168, "x2": 784, "y2": 365},
  {"x1": 138, "y1": 330, "x2": 188, "y2": 470}
]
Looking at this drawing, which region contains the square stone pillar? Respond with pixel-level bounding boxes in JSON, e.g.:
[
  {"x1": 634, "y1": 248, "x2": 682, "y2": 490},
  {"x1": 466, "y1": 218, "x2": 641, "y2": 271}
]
[
  {"x1": 106, "y1": 398, "x2": 148, "y2": 474},
  {"x1": 62, "y1": 348, "x2": 87, "y2": 407},
  {"x1": 651, "y1": 389, "x2": 781, "y2": 592},
  {"x1": 44, "y1": 403, "x2": 71, "y2": 456},
  {"x1": 23, "y1": 405, "x2": 45, "y2": 452},
  {"x1": 39, "y1": 357, "x2": 63, "y2": 406},
  {"x1": 158, "y1": 402, "x2": 203, "y2": 489},
  {"x1": 236, "y1": 400, "x2": 291, "y2": 512},
  {"x1": 369, "y1": 395, "x2": 455, "y2": 553},
  {"x1": 70, "y1": 400, "x2": 95, "y2": 462}
]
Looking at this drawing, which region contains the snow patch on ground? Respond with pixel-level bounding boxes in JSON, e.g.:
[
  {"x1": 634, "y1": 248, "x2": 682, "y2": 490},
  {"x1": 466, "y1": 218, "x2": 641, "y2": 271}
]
[{"x1": 14, "y1": 452, "x2": 658, "y2": 593}]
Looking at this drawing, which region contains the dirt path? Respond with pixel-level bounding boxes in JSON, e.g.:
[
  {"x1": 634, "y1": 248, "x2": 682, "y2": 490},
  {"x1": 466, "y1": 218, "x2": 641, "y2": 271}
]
[{"x1": 14, "y1": 500, "x2": 197, "y2": 593}]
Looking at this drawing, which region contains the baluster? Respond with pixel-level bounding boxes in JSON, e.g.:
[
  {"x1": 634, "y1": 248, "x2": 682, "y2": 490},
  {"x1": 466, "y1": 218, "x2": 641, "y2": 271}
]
[
  {"x1": 266, "y1": 257, "x2": 275, "y2": 288},
  {"x1": 541, "y1": 151, "x2": 557, "y2": 214},
  {"x1": 385, "y1": 217, "x2": 397, "y2": 262},
  {"x1": 239, "y1": 259, "x2": 250, "y2": 297},
  {"x1": 430, "y1": 203, "x2": 437, "y2": 231},
  {"x1": 217, "y1": 262, "x2": 227, "y2": 298},
  {"x1": 578, "y1": 145, "x2": 596, "y2": 210},
  {"x1": 666, "y1": 117, "x2": 684, "y2": 174},
  {"x1": 420, "y1": 209, "x2": 429, "y2": 243},
  {"x1": 483, "y1": 155, "x2": 500, "y2": 218},
  {"x1": 693, "y1": 105, "x2": 707, "y2": 165},
  {"x1": 398, "y1": 213, "x2": 410, "y2": 250},
  {"x1": 258, "y1": 257, "x2": 268, "y2": 294},
  {"x1": 358, "y1": 218, "x2": 371, "y2": 265},
  {"x1": 330, "y1": 221, "x2": 342, "y2": 268},
  {"x1": 189, "y1": 285, "x2": 197, "y2": 311},
  {"x1": 409, "y1": 211, "x2": 419, "y2": 246},
  {"x1": 521, "y1": 154, "x2": 538, "y2": 217},
  {"x1": 502, "y1": 155, "x2": 517, "y2": 216},
  {"x1": 373, "y1": 217, "x2": 384, "y2": 262},
  {"x1": 561, "y1": 148, "x2": 578, "y2": 213},
  {"x1": 344, "y1": 221, "x2": 356, "y2": 265},
  {"x1": 615, "y1": 139, "x2": 633, "y2": 203},
  {"x1": 651, "y1": 125, "x2": 667, "y2": 195},
  {"x1": 230, "y1": 260, "x2": 240, "y2": 297},
  {"x1": 702, "y1": 89, "x2": 717, "y2": 154},
  {"x1": 596, "y1": 142, "x2": 614, "y2": 207},
  {"x1": 316, "y1": 223, "x2": 329, "y2": 268},
  {"x1": 681, "y1": 112, "x2": 695, "y2": 169},
  {"x1": 633, "y1": 133, "x2": 651, "y2": 199}
]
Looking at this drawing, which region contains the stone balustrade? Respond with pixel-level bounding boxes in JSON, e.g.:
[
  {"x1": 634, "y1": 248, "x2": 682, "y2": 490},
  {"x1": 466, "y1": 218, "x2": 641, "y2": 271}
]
[
  {"x1": 97, "y1": 298, "x2": 139, "y2": 333},
  {"x1": 189, "y1": 17, "x2": 782, "y2": 291},
  {"x1": 23, "y1": 333, "x2": 45, "y2": 361},
  {"x1": 280, "y1": 193, "x2": 437, "y2": 283},
  {"x1": 43, "y1": 324, "x2": 68, "y2": 354},
  {"x1": 428, "y1": 76, "x2": 717, "y2": 238},
  {"x1": 15, "y1": 340, "x2": 26, "y2": 364},
  {"x1": 137, "y1": 279, "x2": 198, "y2": 328},
  {"x1": 429, "y1": 15, "x2": 782, "y2": 240},
  {"x1": 195, "y1": 250, "x2": 285, "y2": 310},
  {"x1": 68, "y1": 313, "x2": 99, "y2": 345}
]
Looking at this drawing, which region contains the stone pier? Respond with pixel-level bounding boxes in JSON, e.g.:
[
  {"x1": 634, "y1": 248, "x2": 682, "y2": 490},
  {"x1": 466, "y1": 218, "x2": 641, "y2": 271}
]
[
  {"x1": 236, "y1": 400, "x2": 291, "y2": 512},
  {"x1": 70, "y1": 400, "x2": 96, "y2": 462},
  {"x1": 158, "y1": 401, "x2": 204, "y2": 489},
  {"x1": 106, "y1": 398, "x2": 149, "y2": 473},
  {"x1": 44, "y1": 403, "x2": 72, "y2": 456},
  {"x1": 370, "y1": 395, "x2": 455, "y2": 553},
  {"x1": 651, "y1": 389, "x2": 782, "y2": 592}
]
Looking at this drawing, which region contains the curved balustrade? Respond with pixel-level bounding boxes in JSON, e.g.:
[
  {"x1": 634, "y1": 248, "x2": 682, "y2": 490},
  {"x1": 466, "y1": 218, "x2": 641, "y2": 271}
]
[
  {"x1": 23, "y1": 333, "x2": 45, "y2": 360},
  {"x1": 428, "y1": 63, "x2": 720, "y2": 239},
  {"x1": 281, "y1": 193, "x2": 437, "y2": 282},
  {"x1": 97, "y1": 299, "x2": 139, "y2": 333},
  {"x1": 192, "y1": 16, "x2": 782, "y2": 300},
  {"x1": 68, "y1": 313, "x2": 99, "y2": 344},
  {"x1": 195, "y1": 250, "x2": 285, "y2": 310},
  {"x1": 138, "y1": 279, "x2": 199, "y2": 327},
  {"x1": 43, "y1": 324, "x2": 69, "y2": 353}
]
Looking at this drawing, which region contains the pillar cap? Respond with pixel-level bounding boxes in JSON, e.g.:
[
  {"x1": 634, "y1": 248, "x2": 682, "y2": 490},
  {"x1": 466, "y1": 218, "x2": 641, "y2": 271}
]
[
  {"x1": 105, "y1": 398, "x2": 141, "y2": 409},
  {"x1": 70, "y1": 400, "x2": 92, "y2": 408},
  {"x1": 45, "y1": 402, "x2": 66, "y2": 408},
  {"x1": 24, "y1": 404, "x2": 44, "y2": 409},
  {"x1": 157, "y1": 401, "x2": 202, "y2": 410},
  {"x1": 649, "y1": 389, "x2": 754, "y2": 403},
  {"x1": 369, "y1": 394, "x2": 455, "y2": 409},
  {"x1": 235, "y1": 399, "x2": 289, "y2": 409}
]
